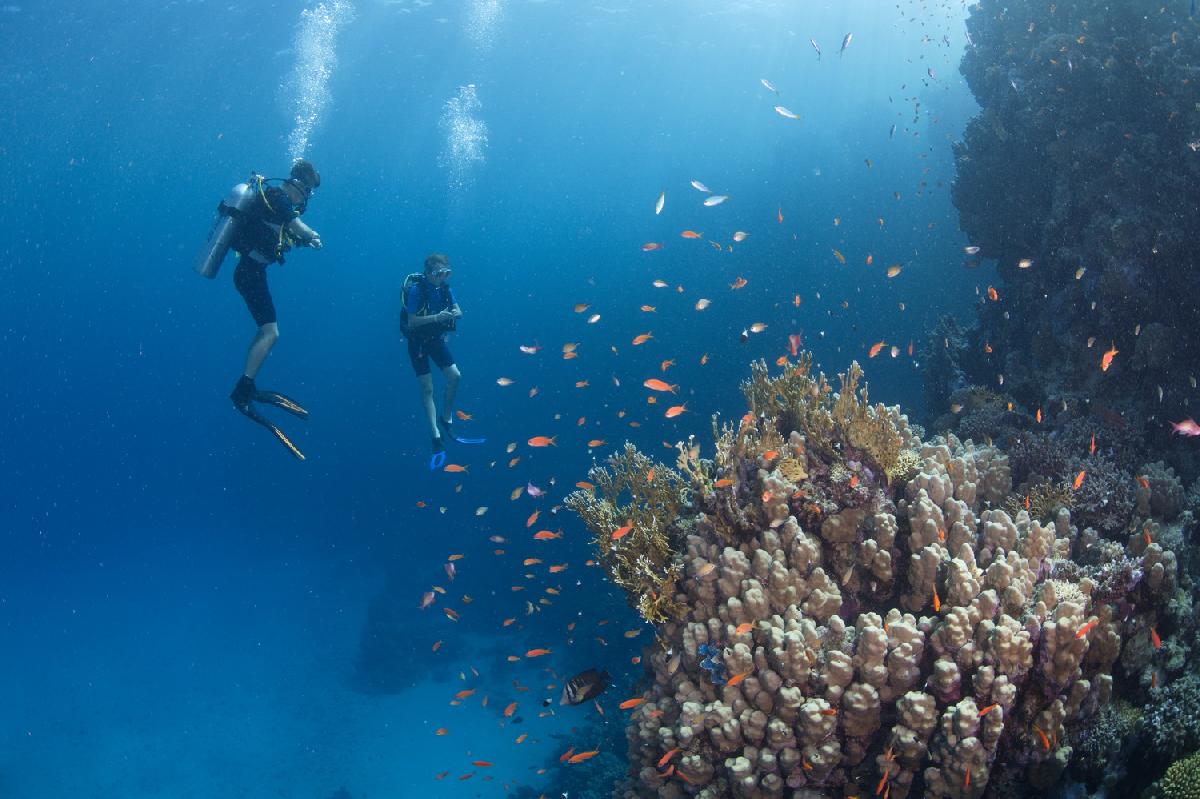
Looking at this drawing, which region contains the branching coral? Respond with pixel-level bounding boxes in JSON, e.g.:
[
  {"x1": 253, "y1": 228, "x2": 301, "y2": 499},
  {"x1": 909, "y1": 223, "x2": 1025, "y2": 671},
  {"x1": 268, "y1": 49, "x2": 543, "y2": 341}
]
[{"x1": 565, "y1": 443, "x2": 690, "y2": 624}]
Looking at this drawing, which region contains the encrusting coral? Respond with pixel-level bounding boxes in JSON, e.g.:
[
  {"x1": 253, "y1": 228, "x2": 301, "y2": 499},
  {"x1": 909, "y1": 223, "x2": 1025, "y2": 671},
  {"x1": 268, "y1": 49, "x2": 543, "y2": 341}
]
[{"x1": 568, "y1": 355, "x2": 1189, "y2": 798}]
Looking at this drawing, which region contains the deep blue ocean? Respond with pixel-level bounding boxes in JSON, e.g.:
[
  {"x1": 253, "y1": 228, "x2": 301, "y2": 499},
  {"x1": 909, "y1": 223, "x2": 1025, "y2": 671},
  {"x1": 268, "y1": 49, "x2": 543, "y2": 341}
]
[{"x1": 0, "y1": 1, "x2": 983, "y2": 795}]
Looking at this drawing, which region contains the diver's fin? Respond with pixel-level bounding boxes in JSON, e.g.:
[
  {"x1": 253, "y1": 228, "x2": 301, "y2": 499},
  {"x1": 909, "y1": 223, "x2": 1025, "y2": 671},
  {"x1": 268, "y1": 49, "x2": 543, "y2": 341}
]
[
  {"x1": 255, "y1": 389, "x2": 309, "y2": 420},
  {"x1": 452, "y1": 435, "x2": 487, "y2": 445},
  {"x1": 234, "y1": 402, "x2": 306, "y2": 460},
  {"x1": 429, "y1": 449, "x2": 447, "y2": 470}
]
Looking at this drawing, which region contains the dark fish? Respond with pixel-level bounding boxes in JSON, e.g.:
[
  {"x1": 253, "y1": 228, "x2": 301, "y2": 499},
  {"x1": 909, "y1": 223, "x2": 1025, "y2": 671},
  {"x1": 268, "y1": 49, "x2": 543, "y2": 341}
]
[
  {"x1": 560, "y1": 668, "x2": 609, "y2": 705},
  {"x1": 839, "y1": 32, "x2": 852, "y2": 56}
]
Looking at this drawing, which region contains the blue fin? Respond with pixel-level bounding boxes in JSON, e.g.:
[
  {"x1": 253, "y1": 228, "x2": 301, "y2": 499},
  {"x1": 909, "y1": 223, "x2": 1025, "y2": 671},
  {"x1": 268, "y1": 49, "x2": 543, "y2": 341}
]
[
  {"x1": 429, "y1": 449, "x2": 446, "y2": 470},
  {"x1": 453, "y1": 436, "x2": 487, "y2": 445}
]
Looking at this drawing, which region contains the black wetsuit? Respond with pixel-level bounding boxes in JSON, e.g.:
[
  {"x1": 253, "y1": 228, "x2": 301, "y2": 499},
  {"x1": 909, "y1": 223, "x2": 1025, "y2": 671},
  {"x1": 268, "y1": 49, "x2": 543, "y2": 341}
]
[
  {"x1": 404, "y1": 277, "x2": 457, "y2": 376},
  {"x1": 231, "y1": 184, "x2": 302, "y2": 327}
]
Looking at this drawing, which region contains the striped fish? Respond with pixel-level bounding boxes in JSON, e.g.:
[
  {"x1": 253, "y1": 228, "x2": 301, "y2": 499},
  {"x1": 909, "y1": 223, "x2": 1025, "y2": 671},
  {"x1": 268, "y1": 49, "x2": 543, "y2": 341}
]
[{"x1": 560, "y1": 668, "x2": 610, "y2": 706}]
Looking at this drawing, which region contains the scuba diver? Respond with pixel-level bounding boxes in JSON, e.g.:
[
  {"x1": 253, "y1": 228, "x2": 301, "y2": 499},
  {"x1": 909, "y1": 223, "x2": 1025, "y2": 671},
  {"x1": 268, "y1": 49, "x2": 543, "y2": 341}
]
[
  {"x1": 400, "y1": 254, "x2": 479, "y2": 469},
  {"x1": 194, "y1": 159, "x2": 323, "y2": 460}
]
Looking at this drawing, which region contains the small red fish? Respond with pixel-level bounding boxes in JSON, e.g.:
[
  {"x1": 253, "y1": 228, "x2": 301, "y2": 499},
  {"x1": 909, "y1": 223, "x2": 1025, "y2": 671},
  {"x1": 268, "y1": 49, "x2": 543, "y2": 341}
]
[
  {"x1": 657, "y1": 748, "x2": 681, "y2": 768},
  {"x1": 1089, "y1": 432, "x2": 1097, "y2": 454},
  {"x1": 611, "y1": 524, "x2": 633, "y2": 540},
  {"x1": 568, "y1": 750, "x2": 600, "y2": 764},
  {"x1": 869, "y1": 341, "x2": 886, "y2": 358},
  {"x1": 726, "y1": 672, "x2": 751, "y2": 687},
  {"x1": 1075, "y1": 618, "x2": 1099, "y2": 639},
  {"x1": 619, "y1": 697, "x2": 645, "y2": 709},
  {"x1": 978, "y1": 703, "x2": 1000, "y2": 716},
  {"x1": 1073, "y1": 470, "x2": 1086, "y2": 490},
  {"x1": 525, "y1": 648, "x2": 552, "y2": 657},
  {"x1": 1100, "y1": 343, "x2": 1118, "y2": 372},
  {"x1": 527, "y1": 436, "x2": 557, "y2": 447},
  {"x1": 1151, "y1": 626, "x2": 1162, "y2": 649}
]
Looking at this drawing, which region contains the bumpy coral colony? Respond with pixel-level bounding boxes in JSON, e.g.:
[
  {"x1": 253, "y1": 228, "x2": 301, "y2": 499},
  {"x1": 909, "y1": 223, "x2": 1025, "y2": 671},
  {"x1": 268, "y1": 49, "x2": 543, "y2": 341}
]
[{"x1": 568, "y1": 355, "x2": 1189, "y2": 798}]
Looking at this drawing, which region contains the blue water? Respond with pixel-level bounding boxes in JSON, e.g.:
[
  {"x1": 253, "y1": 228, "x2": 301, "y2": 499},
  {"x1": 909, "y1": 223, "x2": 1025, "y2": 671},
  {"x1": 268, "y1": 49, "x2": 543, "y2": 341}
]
[{"x1": 0, "y1": 0, "x2": 980, "y2": 795}]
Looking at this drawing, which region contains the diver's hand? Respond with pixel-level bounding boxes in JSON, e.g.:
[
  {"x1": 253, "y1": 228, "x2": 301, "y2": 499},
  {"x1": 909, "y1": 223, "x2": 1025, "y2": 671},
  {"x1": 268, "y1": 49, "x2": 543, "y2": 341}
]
[
  {"x1": 451, "y1": 308, "x2": 463, "y2": 319},
  {"x1": 436, "y1": 310, "x2": 453, "y2": 324},
  {"x1": 308, "y1": 234, "x2": 323, "y2": 250}
]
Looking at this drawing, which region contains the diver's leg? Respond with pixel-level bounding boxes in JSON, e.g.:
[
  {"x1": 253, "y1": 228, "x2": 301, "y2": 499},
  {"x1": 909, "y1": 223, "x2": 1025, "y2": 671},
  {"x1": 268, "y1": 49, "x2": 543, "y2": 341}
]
[
  {"x1": 418, "y1": 373, "x2": 439, "y2": 442},
  {"x1": 441, "y1": 364, "x2": 461, "y2": 424},
  {"x1": 243, "y1": 322, "x2": 280, "y2": 379}
]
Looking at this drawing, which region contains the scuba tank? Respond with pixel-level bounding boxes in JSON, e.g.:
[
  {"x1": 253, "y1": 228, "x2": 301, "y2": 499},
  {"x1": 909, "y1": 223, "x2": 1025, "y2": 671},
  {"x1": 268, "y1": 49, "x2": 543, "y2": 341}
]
[{"x1": 193, "y1": 181, "x2": 257, "y2": 278}]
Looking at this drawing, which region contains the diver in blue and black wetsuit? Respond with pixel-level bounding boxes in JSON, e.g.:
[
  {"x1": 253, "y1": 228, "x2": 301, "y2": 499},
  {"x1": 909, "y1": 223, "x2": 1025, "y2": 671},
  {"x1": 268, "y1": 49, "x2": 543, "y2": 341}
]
[
  {"x1": 400, "y1": 254, "x2": 472, "y2": 469},
  {"x1": 226, "y1": 159, "x2": 323, "y2": 460}
]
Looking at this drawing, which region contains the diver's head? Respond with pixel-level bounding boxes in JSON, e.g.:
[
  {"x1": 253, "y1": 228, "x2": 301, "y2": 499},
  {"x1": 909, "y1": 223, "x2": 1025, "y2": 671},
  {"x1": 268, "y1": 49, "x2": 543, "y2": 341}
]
[
  {"x1": 288, "y1": 158, "x2": 320, "y2": 195},
  {"x1": 425, "y1": 253, "x2": 451, "y2": 283}
]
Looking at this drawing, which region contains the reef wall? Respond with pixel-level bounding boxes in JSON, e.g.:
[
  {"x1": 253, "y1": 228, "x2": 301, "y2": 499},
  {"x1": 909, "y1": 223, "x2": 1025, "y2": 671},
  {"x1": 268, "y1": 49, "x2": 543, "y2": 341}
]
[
  {"x1": 933, "y1": 0, "x2": 1200, "y2": 478},
  {"x1": 568, "y1": 355, "x2": 1195, "y2": 797}
]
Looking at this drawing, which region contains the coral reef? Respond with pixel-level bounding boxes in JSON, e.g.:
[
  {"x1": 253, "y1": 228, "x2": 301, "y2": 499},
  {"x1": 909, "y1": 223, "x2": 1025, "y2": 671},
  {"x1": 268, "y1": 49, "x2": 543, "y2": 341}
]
[
  {"x1": 570, "y1": 355, "x2": 1194, "y2": 798},
  {"x1": 946, "y1": 0, "x2": 1200, "y2": 482}
]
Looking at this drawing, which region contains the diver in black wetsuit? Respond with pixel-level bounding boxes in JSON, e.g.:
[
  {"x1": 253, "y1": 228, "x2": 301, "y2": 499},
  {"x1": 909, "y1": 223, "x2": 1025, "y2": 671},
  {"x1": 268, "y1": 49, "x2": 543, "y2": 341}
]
[{"x1": 226, "y1": 159, "x2": 323, "y2": 460}]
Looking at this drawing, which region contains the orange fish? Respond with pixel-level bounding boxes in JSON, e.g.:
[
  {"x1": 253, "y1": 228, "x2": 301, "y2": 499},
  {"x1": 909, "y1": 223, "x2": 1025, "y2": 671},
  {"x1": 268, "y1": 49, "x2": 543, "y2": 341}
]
[
  {"x1": 1101, "y1": 343, "x2": 1118, "y2": 371},
  {"x1": 611, "y1": 524, "x2": 633, "y2": 540},
  {"x1": 471, "y1": 760, "x2": 493, "y2": 767},
  {"x1": 777, "y1": 206, "x2": 784, "y2": 223},
  {"x1": 640, "y1": 305, "x2": 657, "y2": 312},
  {"x1": 819, "y1": 708, "x2": 838, "y2": 716},
  {"x1": 700, "y1": 353, "x2": 710, "y2": 365},
  {"x1": 713, "y1": 478, "x2": 734, "y2": 488},
  {"x1": 978, "y1": 703, "x2": 1000, "y2": 717},
  {"x1": 869, "y1": 341, "x2": 886, "y2": 358},
  {"x1": 726, "y1": 672, "x2": 750, "y2": 687},
  {"x1": 443, "y1": 464, "x2": 469, "y2": 473},
  {"x1": 735, "y1": 622, "x2": 754, "y2": 634},
  {"x1": 533, "y1": 530, "x2": 563, "y2": 540},
  {"x1": 504, "y1": 701, "x2": 518, "y2": 717},
  {"x1": 573, "y1": 303, "x2": 590, "y2": 313},
  {"x1": 528, "y1": 436, "x2": 557, "y2": 447},
  {"x1": 831, "y1": 249, "x2": 846, "y2": 264},
  {"x1": 1090, "y1": 432, "x2": 1097, "y2": 455},
  {"x1": 515, "y1": 733, "x2": 527, "y2": 744},
  {"x1": 907, "y1": 340, "x2": 914, "y2": 357},
  {"x1": 680, "y1": 230, "x2": 703, "y2": 239},
  {"x1": 587, "y1": 439, "x2": 607, "y2": 447},
  {"x1": 526, "y1": 509, "x2": 540, "y2": 527},
  {"x1": 932, "y1": 586, "x2": 941, "y2": 612},
  {"x1": 849, "y1": 474, "x2": 859, "y2": 488},
  {"x1": 1136, "y1": 475, "x2": 1150, "y2": 489},
  {"x1": 644, "y1": 378, "x2": 678, "y2": 392},
  {"x1": 455, "y1": 689, "x2": 476, "y2": 699},
  {"x1": 619, "y1": 697, "x2": 645, "y2": 709},
  {"x1": 1150, "y1": 627, "x2": 1162, "y2": 649},
  {"x1": 568, "y1": 750, "x2": 600, "y2": 764},
  {"x1": 1034, "y1": 724, "x2": 1051, "y2": 750},
  {"x1": 559, "y1": 747, "x2": 575, "y2": 762},
  {"x1": 1075, "y1": 618, "x2": 1098, "y2": 639},
  {"x1": 658, "y1": 748, "x2": 681, "y2": 768},
  {"x1": 1073, "y1": 470, "x2": 1086, "y2": 490},
  {"x1": 641, "y1": 242, "x2": 662, "y2": 252},
  {"x1": 660, "y1": 359, "x2": 675, "y2": 372},
  {"x1": 576, "y1": 481, "x2": 595, "y2": 489},
  {"x1": 525, "y1": 648, "x2": 552, "y2": 657},
  {"x1": 549, "y1": 564, "x2": 568, "y2": 573},
  {"x1": 665, "y1": 404, "x2": 687, "y2": 418},
  {"x1": 632, "y1": 332, "x2": 653, "y2": 345},
  {"x1": 730, "y1": 277, "x2": 748, "y2": 290}
]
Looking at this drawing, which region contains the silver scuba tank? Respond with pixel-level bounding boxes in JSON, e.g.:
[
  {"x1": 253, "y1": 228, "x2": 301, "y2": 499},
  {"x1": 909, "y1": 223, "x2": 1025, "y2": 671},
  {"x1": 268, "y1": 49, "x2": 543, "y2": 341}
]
[{"x1": 193, "y1": 181, "x2": 256, "y2": 278}]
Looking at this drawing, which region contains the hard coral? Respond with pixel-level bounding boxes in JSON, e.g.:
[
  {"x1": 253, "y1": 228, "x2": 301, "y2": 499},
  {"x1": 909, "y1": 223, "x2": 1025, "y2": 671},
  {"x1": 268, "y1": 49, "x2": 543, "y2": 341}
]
[
  {"x1": 579, "y1": 356, "x2": 1185, "y2": 799},
  {"x1": 1162, "y1": 748, "x2": 1200, "y2": 799},
  {"x1": 564, "y1": 443, "x2": 689, "y2": 624}
]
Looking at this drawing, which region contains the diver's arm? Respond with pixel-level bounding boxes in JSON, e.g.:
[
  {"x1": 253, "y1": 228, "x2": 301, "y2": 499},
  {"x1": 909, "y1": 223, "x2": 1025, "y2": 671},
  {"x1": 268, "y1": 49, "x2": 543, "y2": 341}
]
[
  {"x1": 288, "y1": 217, "x2": 322, "y2": 249},
  {"x1": 410, "y1": 311, "x2": 454, "y2": 328},
  {"x1": 449, "y1": 303, "x2": 462, "y2": 319}
]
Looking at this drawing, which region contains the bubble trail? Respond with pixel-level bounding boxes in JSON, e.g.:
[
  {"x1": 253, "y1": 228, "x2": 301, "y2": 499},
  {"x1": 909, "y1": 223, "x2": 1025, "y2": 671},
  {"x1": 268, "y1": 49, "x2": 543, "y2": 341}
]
[
  {"x1": 284, "y1": 0, "x2": 355, "y2": 162},
  {"x1": 437, "y1": 83, "x2": 489, "y2": 192}
]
